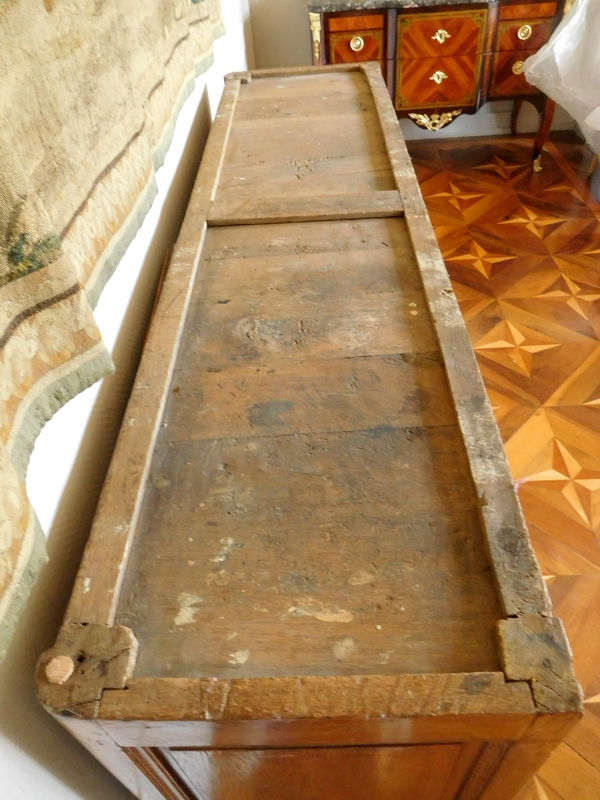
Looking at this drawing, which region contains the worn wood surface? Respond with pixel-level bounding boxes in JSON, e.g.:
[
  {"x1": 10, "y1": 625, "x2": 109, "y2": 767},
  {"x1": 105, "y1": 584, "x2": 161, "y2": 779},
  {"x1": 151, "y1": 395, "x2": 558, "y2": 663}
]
[
  {"x1": 64, "y1": 78, "x2": 242, "y2": 627},
  {"x1": 42, "y1": 65, "x2": 583, "y2": 799},
  {"x1": 97, "y1": 672, "x2": 535, "y2": 726},
  {"x1": 117, "y1": 169, "x2": 503, "y2": 681},
  {"x1": 408, "y1": 132, "x2": 600, "y2": 798},
  {"x1": 363, "y1": 62, "x2": 551, "y2": 619}
]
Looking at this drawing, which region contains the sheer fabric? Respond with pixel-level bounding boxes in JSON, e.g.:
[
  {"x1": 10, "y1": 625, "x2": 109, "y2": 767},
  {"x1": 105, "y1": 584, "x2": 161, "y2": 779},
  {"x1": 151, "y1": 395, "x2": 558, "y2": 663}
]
[{"x1": 525, "y1": 0, "x2": 600, "y2": 155}]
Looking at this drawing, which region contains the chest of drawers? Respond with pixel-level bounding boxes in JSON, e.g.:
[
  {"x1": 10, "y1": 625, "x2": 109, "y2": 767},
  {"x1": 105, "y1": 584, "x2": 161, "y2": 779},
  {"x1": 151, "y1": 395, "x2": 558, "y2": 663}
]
[
  {"x1": 308, "y1": 1, "x2": 567, "y2": 169},
  {"x1": 36, "y1": 63, "x2": 581, "y2": 800}
]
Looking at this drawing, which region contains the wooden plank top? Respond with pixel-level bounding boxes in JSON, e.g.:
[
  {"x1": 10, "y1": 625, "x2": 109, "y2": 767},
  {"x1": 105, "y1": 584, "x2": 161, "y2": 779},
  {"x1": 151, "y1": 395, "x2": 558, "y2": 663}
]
[
  {"x1": 109, "y1": 69, "x2": 509, "y2": 680},
  {"x1": 55, "y1": 66, "x2": 579, "y2": 721},
  {"x1": 116, "y1": 210, "x2": 504, "y2": 678}
]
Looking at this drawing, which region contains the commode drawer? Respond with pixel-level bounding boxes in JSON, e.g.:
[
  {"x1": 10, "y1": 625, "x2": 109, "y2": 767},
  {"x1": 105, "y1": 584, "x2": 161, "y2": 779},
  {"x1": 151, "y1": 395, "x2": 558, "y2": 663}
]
[
  {"x1": 495, "y1": 17, "x2": 554, "y2": 51},
  {"x1": 397, "y1": 9, "x2": 487, "y2": 58},
  {"x1": 396, "y1": 55, "x2": 481, "y2": 109},
  {"x1": 330, "y1": 29, "x2": 384, "y2": 65}
]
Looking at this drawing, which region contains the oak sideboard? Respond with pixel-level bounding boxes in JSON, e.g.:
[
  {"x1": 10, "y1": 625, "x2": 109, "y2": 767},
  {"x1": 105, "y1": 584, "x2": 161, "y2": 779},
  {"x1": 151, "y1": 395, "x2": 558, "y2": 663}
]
[
  {"x1": 307, "y1": 0, "x2": 569, "y2": 169},
  {"x1": 37, "y1": 64, "x2": 581, "y2": 800}
]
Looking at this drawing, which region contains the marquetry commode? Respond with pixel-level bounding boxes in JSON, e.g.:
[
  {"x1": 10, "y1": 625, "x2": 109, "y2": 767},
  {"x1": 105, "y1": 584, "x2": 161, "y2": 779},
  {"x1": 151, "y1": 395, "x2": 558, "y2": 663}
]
[
  {"x1": 308, "y1": 0, "x2": 568, "y2": 169},
  {"x1": 37, "y1": 65, "x2": 581, "y2": 800}
]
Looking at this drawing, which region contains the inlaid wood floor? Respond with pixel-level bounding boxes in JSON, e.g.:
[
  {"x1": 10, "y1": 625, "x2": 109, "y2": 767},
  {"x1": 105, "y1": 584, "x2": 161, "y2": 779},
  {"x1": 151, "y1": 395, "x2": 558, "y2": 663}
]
[{"x1": 408, "y1": 134, "x2": 600, "y2": 800}]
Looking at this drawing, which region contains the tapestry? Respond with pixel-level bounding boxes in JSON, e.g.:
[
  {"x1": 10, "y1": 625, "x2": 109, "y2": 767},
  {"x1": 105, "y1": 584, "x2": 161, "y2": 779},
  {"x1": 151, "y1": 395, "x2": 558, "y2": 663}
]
[{"x1": 0, "y1": 0, "x2": 224, "y2": 658}]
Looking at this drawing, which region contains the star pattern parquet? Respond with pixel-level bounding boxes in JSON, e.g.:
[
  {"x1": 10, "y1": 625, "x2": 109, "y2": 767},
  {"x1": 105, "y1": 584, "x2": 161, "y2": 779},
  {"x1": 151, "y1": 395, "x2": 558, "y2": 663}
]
[{"x1": 407, "y1": 134, "x2": 600, "y2": 799}]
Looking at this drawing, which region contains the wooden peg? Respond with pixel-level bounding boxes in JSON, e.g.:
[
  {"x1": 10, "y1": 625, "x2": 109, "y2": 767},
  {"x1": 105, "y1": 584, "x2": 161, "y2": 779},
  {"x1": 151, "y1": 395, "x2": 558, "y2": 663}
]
[{"x1": 45, "y1": 655, "x2": 75, "y2": 685}]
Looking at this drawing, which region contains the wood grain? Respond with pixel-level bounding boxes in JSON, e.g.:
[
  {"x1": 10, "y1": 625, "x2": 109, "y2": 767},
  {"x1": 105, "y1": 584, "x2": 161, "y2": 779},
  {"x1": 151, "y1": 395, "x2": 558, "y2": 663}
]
[
  {"x1": 363, "y1": 64, "x2": 550, "y2": 618},
  {"x1": 408, "y1": 131, "x2": 600, "y2": 798},
  {"x1": 495, "y1": 19, "x2": 553, "y2": 51},
  {"x1": 330, "y1": 30, "x2": 384, "y2": 67},
  {"x1": 96, "y1": 672, "x2": 535, "y2": 729},
  {"x1": 398, "y1": 10, "x2": 487, "y2": 58},
  {"x1": 64, "y1": 77, "x2": 242, "y2": 627},
  {"x1": 40, "y1": 66, "x2": 584, "y2": 800},
  {"x1": 207, "y1": 190, "x2": 403, "y2": 226},
  {"x1": 167, "y1": 351, "x2": 455, "y2": 442},
  {"x1": 328, "y1": 14, "x2": 384, "y2": 32},
  {"x1": 55, "y1": 715, "x2": 166, "y2": 800},
  {"x1": 489, "y1": 49, "x2": 541, "y2": 98},
  {"x1": 498, "y1": 3, "x2": 557, "y2": 21},
  {"x1": 168, "y1": 743, "x2": 470, "y2": 800}
]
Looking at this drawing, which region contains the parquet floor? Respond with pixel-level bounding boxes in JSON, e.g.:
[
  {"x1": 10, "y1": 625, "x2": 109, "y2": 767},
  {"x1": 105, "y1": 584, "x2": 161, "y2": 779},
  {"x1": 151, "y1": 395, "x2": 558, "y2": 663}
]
[{"x1": 407, "y1": 134, "x2": 600, "y2": 800}]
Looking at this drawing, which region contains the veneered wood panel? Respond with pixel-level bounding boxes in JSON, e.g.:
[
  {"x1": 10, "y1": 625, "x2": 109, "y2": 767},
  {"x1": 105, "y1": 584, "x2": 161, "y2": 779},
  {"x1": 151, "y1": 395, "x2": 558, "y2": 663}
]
[
  {"x1": 398, "y1": 10, "x2": 487, "y2": 58},
  {"x1": 169, "y1": 743, "x2": 471, "y2": 800},
  {"x1": 397, "y1": 55, "x2": 481, "y2": 109},
  {"x1": 124, "y1": 747, "x2": 193, "y2": 800},
  {"x1": 328, "y1": 14, "x2": 384, "y2": 32},
  {"x1": 495, "y1": 18, "x2": 553, "y2": 51},
  {"x1": 489, "y1": 49, "x2": 540, "y2": 97},
  {"x1": 498, "y1": 3, "x2": 557, "y2": 20},
  {"x1": 330, "y1": 30, "x2": 384, "y2": 66},
  {"x1": 97, "y1": 674, "x2": 536, "y2": 745},
  {"x1": 215, "y1": 73, "x2": 396, "y2": 205}
]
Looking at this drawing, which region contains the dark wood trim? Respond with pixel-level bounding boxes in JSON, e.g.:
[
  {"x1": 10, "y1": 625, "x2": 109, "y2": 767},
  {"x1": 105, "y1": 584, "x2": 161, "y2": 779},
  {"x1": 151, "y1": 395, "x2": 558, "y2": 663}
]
[
  {"x1": 479, "y1": 0, "x2": 499, "y2": 104},
  {"x1": 124, "y1": 747, "x2": 197, "y2": 800}
]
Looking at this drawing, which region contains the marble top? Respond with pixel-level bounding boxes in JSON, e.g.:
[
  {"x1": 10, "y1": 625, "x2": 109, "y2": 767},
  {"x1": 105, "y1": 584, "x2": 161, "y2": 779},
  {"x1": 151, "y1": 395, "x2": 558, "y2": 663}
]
[{"x1": 307, "y1": 0, "x2": 485, "y2": 11}]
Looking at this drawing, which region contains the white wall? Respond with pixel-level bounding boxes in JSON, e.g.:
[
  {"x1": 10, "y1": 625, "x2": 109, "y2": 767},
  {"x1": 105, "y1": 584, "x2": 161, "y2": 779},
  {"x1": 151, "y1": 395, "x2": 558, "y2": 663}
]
[{"x1": 0, "y1": 3, "x2": 252, "y2": 798}]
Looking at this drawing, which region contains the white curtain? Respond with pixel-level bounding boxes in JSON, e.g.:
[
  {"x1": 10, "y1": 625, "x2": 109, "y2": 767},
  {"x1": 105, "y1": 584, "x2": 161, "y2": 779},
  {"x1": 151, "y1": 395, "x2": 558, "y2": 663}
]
[{"x1": 524, "y1": 0, "x2": 600, "y2": 155}]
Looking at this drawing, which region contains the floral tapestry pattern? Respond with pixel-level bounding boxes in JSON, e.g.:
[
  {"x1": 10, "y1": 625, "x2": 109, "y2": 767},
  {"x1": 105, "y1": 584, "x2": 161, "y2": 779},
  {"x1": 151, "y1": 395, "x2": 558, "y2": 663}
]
[{"x1": 0, "y1": 0, "x2": 224, "y2": 657}]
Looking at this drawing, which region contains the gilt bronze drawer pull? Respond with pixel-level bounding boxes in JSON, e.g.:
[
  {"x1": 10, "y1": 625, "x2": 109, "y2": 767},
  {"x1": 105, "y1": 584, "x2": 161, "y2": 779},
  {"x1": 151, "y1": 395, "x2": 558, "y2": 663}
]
[
  {"x1": 517, "y1": 24, "x2": 532, "y2": 40},
  {"x1": 512, "y1": 60, "x2": 525, "y2": 75},
  {"x1": 432, "y1": 28, "x2": 451, "y2": 44},
  {"x1": 429, "y1": 70, "x2": 448, "y2": 85},
  {"x1": 350, "y1": 35, "x2": 365, "y2": 52}
]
